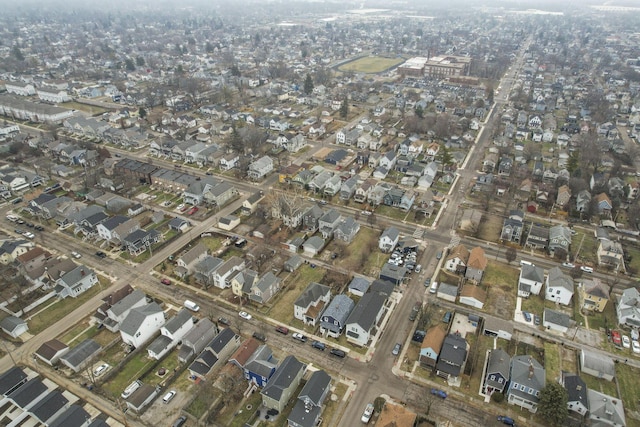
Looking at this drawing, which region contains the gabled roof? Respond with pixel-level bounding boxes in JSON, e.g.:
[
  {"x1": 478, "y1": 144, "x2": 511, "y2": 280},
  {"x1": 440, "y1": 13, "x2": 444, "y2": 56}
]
[
  {"x1": 108, "y1": 289, "x2": 146, "y2": 318},
  {"x1": 582, "y1": 277, "x2": 609, "y2": 299},
  {"x1": 562, "y1": 372, "x2": 588, "y2": 410},
  {"x1": 467, "y1": 247, "x2": 487, "y2": 270},
  {"x1": 447, "y1": 244, "x2": 470, "y2": 262},
  {"x1": 543, "y1": 308, "x2": 571, "y2": 327},
  {"x1": 380, "y1": 226, "x2": 399, "y2": 242},
  {"x1": 487, "y1": 349, "x2": 511, "y2": 378},
  {"x1": 30, "y1": 390, "x2": 69, "y2": 423},
  {"x1": 294, "y1": 282, "x2": 330, "y2": 308},
  {"x1": 35, "y1": 339, "x2": 68, "y2": 361},
  {"x1": 345, "y1": 292, "x2": 386, "y2": 331},
  {"x1": 120, "y1": 303, "x2": 163, "y2": 336},
  {"x1": 48, "y1": 404, "x2": 91, "y2": 427},
  {"x1": 163, "y1": 309, "x2": 193, "y2": 335},
  {"x1": 421, "y1": 325, "x2": 447, "y2": 354},
  {"x1": 262, "y1": 355, "x2": 306, "y2": 401},
  {"x1": 209, "y1": 327, "x2": 238, "y2": 355},
  {"x1": 61, "y1": 339, "x2": 101, "y2": 368},
  {"x1": 8, "y1": 377, "x2": 47, "y2": 407},
  {"x1": 520, "y1": 264, "x2": 545, "y2": 282},
  {"x1": 297, "y1": 369, "x2": 331, "y2": 406},
  {"x1": 0, "y1": 367, "x2": 27, "y2": 396},
  {"x1": 509, "y1": 355, "x2": 545, "y2": 398},
  {"x1": 229, "y1": 337, "x2": 261, "y2": 368},
  {"x1": 547, "y1": 267, "x2": 574, "y2": 292},
  {"x1": 587, "y1": 389, "x2": 625, "y2": 426}
]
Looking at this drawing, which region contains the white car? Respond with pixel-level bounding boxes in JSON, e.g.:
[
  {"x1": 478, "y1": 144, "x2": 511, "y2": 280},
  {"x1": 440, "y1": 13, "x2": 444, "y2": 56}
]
[
  {"x1": 162, "y1": 390, "x2": 177, "y2": 404},
  {"x1": 561, "y1": 262, "x2": 575, "y2": 268},
  {"x1": 239, "y1": 311, "x2": 252, "y2": 320},
  {"x1": 622, "y1": 335, "x2": 631, "y2": 349},
  {"x1": 633, "y1": 340, "x2": 640, "y2": 354},
  {"x1": 93, "y1": 363, "x2": 109, "y2": 377},
  {"x1": 176, "y1": 203, "x2": 185, "y2": 211},
  {"x1": 22, "y1": 231, "x2": 34, "y2": 239},
  {"x1": 361, "y1": 403, "x2": 374, "y2": 423},
  {"x1": 71, "y1": 251, "x2": 82, "y2": 259}
]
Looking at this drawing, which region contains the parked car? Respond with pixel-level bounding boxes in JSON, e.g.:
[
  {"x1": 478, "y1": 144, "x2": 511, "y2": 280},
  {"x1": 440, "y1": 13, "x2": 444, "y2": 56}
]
[
  {"x1": 436, "y1": 251, "x2": 443, "y2": 260},
  {"x1": 238, "y1": 311, "x2": 252, "y2": 320},
  {"x1": 311, "y1": 340, "x2": 325, "y2": 351},
  {"x1": 415, "y1": 264, "x2": 422, "y2": 273},
  {"x1": 172, "y1": 416, "x2": 187, "y2": 427},
  {"x1": 275, "y1": 325, "x2": 289, "y2": 335},
  {"x1": 330, "y1": 348, "x2": 346, "y2": 358},
  {"x1": 162, "y1": 390, "x2": 177, "y2": 404},
  {"x1": 252, "y1": 332, "x2": 267, "y2": 342},
  {"x1": 562, "y1": 262, "x2": 575, "y2": 268},
  {"x1": 93, "y1": 363, "x2": 109, "y2": 377},
  {"x1": 580, "y1": 265, "x2": 594, "y2": 273},
  {"x1": 34, "y1": 225, "x2": 44, "y2": 231},
  {"x1": 534, "y1": 315, "x2": 541, "y2": 326},
  {"x1": 497, "y1": 415, "x2": 516, "y2": 426},
  {"x1": 95, "y1": 251, "x2": 107, "y2": 258},
  {"x1": 442, "y1": 311, "x2": 452, "y2": 323},
  {"x1": 633, "y1": 340, "x2": 640, "y2": 354},
  {"x1": 71, "y1": 251, "x2": 82, "y2": 259},
  {"x1": 160, "y1": 278, "x2": 171, "y2": 285},
  {"x1": 522, "y1": 311, "x2": 532, "y2": 322},
  {"x1": 431, "y1": 388, "x2": 447, "y2": 399},
  {"x1": 361, "y1": 403, "x2": 374, "y2": 423},
  {"x1": 218, "y1": 317, "x2": 230, "y2": 326},
  {"x1": 187, "y1": 206, "x2": 198, "y2": 215},
  {"x1": 424, "y1": 278, "x2": 431, "y2": 287},
  {"x1": 612, "y1": 330, "x2": 622, "y2": 346},
  {"x1": 121, "y1": 380, "x2": 142, "y2": 399},
  {"x1": 392, "y1": 343, "x2": 402, "y2": 356},
  {"x1": 409, "y1": 302, "x2": 421, "y2": 321},
  {"x1": 292, "y1": 333, "x2": 307, "y2": 343},
  {"x1": 622, "y1": 335, "x2": 631, "y2": 349}
]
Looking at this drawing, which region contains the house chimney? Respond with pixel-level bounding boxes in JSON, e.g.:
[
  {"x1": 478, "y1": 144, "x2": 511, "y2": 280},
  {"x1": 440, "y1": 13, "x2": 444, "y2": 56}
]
[{"x1": 81, "y1": 269, "x2": 85, "y2": 276}]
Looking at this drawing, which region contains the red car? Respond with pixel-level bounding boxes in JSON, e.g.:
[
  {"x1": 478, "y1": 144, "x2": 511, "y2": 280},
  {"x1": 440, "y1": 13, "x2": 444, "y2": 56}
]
[
  {"x1": 161, "y1": 278, "x2": 171, "y2": 285},
  {"x1": 275, "y1": 325, "x2": 289, "y2": 335},
  {"x1": 612, "y1": 330, "x2": 622, "y2": 346}
]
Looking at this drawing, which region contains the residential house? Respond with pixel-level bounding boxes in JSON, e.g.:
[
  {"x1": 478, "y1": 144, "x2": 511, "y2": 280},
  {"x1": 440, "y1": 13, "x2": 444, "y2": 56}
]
[
  {"x1": 104, "y1": 289, "x2": 147, "y2": 330},
  {"x1": 548, "y1": 225, "x2": 572, "y2": 255},
  {"x1": 175, "y1": 243, "x2": 209, "y2": 277},
  {"x1": 334, "y1": 217, "x2": 360, "y2": 243},
  {"x1": 419, "y1": 325, "x2": 447, "y2": 370},
  {"x1": 147, "y1": 309, "x2": 194, "y2": 360},
  {"x1": 595, "y1": 192, "x2": 613, "y2": 214},
  {"x1": 501, "y1": 210, "x2": 524, "y2": 243},
  {"x1": 459, "y1": 285, "x2": 487, "y2": 309},
  {"x1": 234, "y1": 342, "x2": 277, "y2": 388},
  {"x1": 518, "y1": 264, "x2": 545, "y2": 297},
  {"x1": 576, "y1": 190, "x2": 592, "y2": 212},
  {"x1": 345, "y1": 293, "x2": 387, "y2": 347},
  {"x1": 597, "y1": 240, "x2": 625, "y2": 272},
  {"x1": 437, "y1": 282, "x2": 459, "y2": 303},
  {"x1": 55, "y1": 265, "x2": 98, "y2": 299},
  {"x1": 213, "y1": 256, "x2": 245, "y2": 289},
  {"x1": 242, "y1": 192, "x2": 264, "y2": 215},
  {"x1": 581, "y1": 278, "x2": 610, "y2": 313},
  {"x1": 318, "y1": 209, "x2": 341, "y2": 239},
  {"x1": 122, "y1": 229, "x2": 161, "y2": 256},
  {"x1": 561, "y1": 372, "x2": 589, "y2": 417},
  {"x1": 0, "y1": 240, "x2": 34, "y2": 265},
  {"x1": 303, "y1": 204, "x2": 324, "y2": 233},
  {"x1": 178, "y1": 319, "x2": 218, "y2": 363},
  {"x1": 120, "y1": 303, "x2": 165, "y2": 348},
  {"x1": 507, "y1": 356, "x2": 545, "y2": 413},
  {"x1": 525, "y1": 224, "x2": 549, "y2": 250},
  {"x1": 189, "y1": 328, "x2": 241, "y2": 379},
  {"x1": 556, "y1": 185, "x2": 571, "y2": 207},
  {"x1": 302, "y1": 236, "x2": 325, "y2": 257},
  {"x1": 0, "y1": 316, "x2": 28, "y2": 339},
  {"x1": 482, "y1": 316, "x2": 514, "y2": 341},
  {"x1": 288, "y1": 370, "x2": 331, "y2": 427},
  {"x1": 465, "y1": 247, "x2": 487, "y2": 282},
  {"x1": 347, "y1": 277, "x2": 371, "y2": 297},
  {"x1": 617, "y1": 287, "x2": 640, "y2": 328},
  {"x1": 294, "y1": 282, "x2": 331, "y2": 326},
  {"x1": 545, "y1": 267, "x2": 574, "y2": 306},
  {"x1": 587, "y1": 389, "x2": 626, "y2": 427},
  {"x1": 60, "y1": 339, "x2": 101, "y2": 373},
  {"x1": 379, "y1": 226, "x2": 400, "y2": 252},
  {"x1": 261, "y1": 355, "x2": 307, "y2": 412},
  {"x1": 192, "y1": 256, "x2": 225, "y2": 288},
  {"x1": 435, "y1": 333, "x2": 468, "y2": 381},
  {"x1": 248, "y1": 272, "x2": 280, "y2": 304},
  {"x1": 320, "y1": 294, "x2": 354, "y2": 338},
  {"x1": 379, "y1": 263, "x2": 407, "y2": 285},
  {"x1": 445, "y1": 245, "x2": 470, "y2": 274},
  {"x1": 484, "y1": 349, "x2": 511, "y2": 395},
  {"x1": 580, "y1": 349, "x2": 615, "y2": 381},
  {"x1": 248, "y1": 156, "x2": 274, "y2": 181},
  {"x1": 543, "y1": 308, "x2": 571, "y2": 334},
  {"x1": 231, "y1": 269, "x2": 259, "y2": 298}
]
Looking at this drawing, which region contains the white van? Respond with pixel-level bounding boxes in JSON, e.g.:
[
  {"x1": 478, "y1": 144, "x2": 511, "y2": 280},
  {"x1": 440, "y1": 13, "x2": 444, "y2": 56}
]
[
  {"x1": 520, "y1": 260, "x2": 533, "y2": 267},
  {"x1": 184, "y1": 300, "x2": 200, "y2": 312},
  {"x1": 121, "y1": 380, "x2": 141, "y2": 399},
  {"x1": 6, "y1": 215, "x2": 18, "y2": 222},
  {"x1": 429, "y1": 281, "x2": 439, "y2": 294}
]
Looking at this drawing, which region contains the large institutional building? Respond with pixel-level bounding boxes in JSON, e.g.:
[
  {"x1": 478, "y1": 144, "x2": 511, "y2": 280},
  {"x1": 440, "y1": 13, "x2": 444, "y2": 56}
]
[{"x1": 398, "y1": 55, "x2": 472, "y2": 78}]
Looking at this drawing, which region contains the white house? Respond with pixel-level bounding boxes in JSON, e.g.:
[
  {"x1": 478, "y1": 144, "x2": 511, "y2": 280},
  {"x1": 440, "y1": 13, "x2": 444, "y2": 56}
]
[
  {"x1": 518, "y1": 264, "x2": 545, "y2": 297},
  {"x1": 545, "y1": 267, "x2": 574, "y2": 306},
  {"x1": 345, "y1": 293, "x2": 386, "y2": 347},
  {"x1": 0, "y1": 316, "x2": 28, "y2": 338},
  {"x1": 247, "y1": 156, "x2": 274, "y2": 180},
  {"x1": 120, "y1": 303, "x2": 165, "y2": 348},
  {"x1": 379, "y1": 226, "x2": 399, "y2": 252},
  {"x1": 616, "y1": 287, "x2": 640, "y2": 328},
  {"x1": 147, "y1": 309, "x2": 194, "y2": 360}
]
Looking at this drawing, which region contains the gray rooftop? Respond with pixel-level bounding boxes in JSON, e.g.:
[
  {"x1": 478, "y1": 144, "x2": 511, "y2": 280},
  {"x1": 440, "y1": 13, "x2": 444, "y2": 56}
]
[{"x1": 120, "y1": 302, "x2": 163, "y2": 336}]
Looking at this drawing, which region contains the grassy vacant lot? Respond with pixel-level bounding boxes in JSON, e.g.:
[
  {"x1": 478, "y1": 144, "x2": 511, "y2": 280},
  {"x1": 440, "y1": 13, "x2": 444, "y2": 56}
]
[
  {"x1": 29, "y1": 283, "x2": 104, "y2": 334},
  {"x1": 267, "y1": 265, "x2": 326, "y2": 324},
  {"x1": 482, "y1": 261, "x2": 519, "y2": 319},
  {"x1": 338, "y1": 56, "x2": 404, "y2": 74},
  {"x1": 580, "y1": 371, "x2": 618, "y2": 397},
  {"x1": 573, "y1": 230, "x2": 598, "y2": 265},
  {"x1": 477, "y1": 214, "x2": 502, "y2": 242},
  {"x1": 336, "y1": 227, "x2": 385, "y2": 276},
  {"x1": 544, "y1": 342, "x2": 561, "y2": 383},
  {"x1": 102, "y1": 352, "x2": 156, "y2": 399},
  {"x1": 615, "y1": 363, "x2": 640, "y2": 416}
]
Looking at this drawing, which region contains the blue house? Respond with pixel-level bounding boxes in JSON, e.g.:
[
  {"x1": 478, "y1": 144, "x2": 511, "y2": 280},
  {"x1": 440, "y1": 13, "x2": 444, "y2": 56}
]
[
  {"x1": 244, "y1": 345, "x2": 278, "y2": 388},
  {"x1": 320, "y1": 294, "x2": 354, "y2": 338}
]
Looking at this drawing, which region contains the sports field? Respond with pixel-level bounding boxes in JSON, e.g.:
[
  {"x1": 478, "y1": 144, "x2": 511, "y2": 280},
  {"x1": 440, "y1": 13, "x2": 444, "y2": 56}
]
[{"x1": 337, "y1": 56, "x2": 405, "y2": 74}]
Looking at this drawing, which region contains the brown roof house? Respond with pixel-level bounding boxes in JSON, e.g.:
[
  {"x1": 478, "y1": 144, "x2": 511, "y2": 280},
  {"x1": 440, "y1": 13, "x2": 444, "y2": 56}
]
[
  {"x1": 459, "y1": 284, "x2": 487, "y2": 309},
  {"x1": 444, "y1": 245, "x2": 469, "y2": 274},
  {"x1": 35, "y1": 339, "x2": 69, "y2": 365},
  {"x1": 419, "y1": 325, "x2": 447, "y2": 369},
  {"x1": 465, "y1": 247, "x2": 487, "y2": 283}
]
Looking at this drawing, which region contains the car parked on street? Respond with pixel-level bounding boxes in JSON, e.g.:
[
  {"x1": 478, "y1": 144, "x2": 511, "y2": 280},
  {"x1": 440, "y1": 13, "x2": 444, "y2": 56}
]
[
  {"x1": 497, "y1": 415, "x2": 516, "y2": 426},
  {"x1": 252, "y1": 332, "x2": 267, "y2": 342},
  {"x1": 292, "y1": 333, "x2": 307, "y2": 343},
  {"x1": 612, "y1": 330, "x2": 622, "y2": 346},
  {"x1": 633, "y1": 340, "x2": 640, "y2": 354},
  {"x1": 161, "y1": 278, "x2": 171, "y2": 285},
  {"x1": 392, "y1": 343, "x2": 402, "y2": 356},
  {"x1": 431, "y1": 388, "x2": 447, "y2": 399},
  {"x1": 71, "y1": 251, "x2": 82, "y2": 259},
  {"x1": 622, "y1": 335, "x2": 631, "y2": 349},
  {"x1": 95, "y1": 251, "x2": 107, "y2": 258},
  {"x1": 275, "y1": 325, "x2": 289, "y2": 335},
  {"x1": 311, "y1": 340, "x2": 325, "y2": 351},
  {"x1": 218, "y1": 317, "x2": 230, "y2": 326},
  {"x1": 239, "y1": 311, "x2": 252, "y2": 320},
  {"x1": 361, "y1": 403, "x2": 374, "y2": 423},
  {"x1": 330, "y1": 348, "x2": 346, "y2": 358}
]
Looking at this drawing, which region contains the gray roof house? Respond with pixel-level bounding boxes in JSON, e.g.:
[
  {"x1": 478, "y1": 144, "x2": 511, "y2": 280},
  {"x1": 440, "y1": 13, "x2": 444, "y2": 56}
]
[
  {"x1": 435, "y1": 333, "x2": 468, "y2": 381},
  {"x1": 545, "y1": 267, "x2": 574, "y2": 306},
  {"x1": 147, "y1": 309, "x2": 194, "y2": 360},
  {"x1": 189, "y1": 328, "x2": 240, "y2": 379},
  {"x1": 0, "y1": 315, "x2": 28, "y2": 338},
  {"x1": 55, "y1": 265, "x2": 98, "y2": 299},
  {"x1": 261, "y1": 355, "x2": 307, "y2": 412},
  {"x1": 587, "y1": 389, "x2": 626, "y2": 427},
  {"x1": 561, "y1": 371, "x2": 589, "y2": 417},
  {"x1": 105, "y1": 288, "x2": 147, "y2": 329},
  {"x1": 119, "y1": 303, "x2": 165, "y2": 348},
  {"x1": 616, "y1": 287, "x2": 640, "y2": 328},
  {"x1": 60, "y1": 339, "x2": 101, "y2": 373},
  {"x1": 320, "y1": 294, "x2": 354, "y2": 338},
  {"x1": 302, "y1": 236, "x2": 325, "y2": 257},
  {"x1": 580, "y1": 349, "x2": 615, "y2": 381},
  {"x1": 288, "y1": 370, "x2": 332, "y2": 427},
  {"x1": 0, "y1": 366, "x2": 28, "y2": 396},
  {"x1": 178, "y1": 318, "x2": 218, "y2": 363},
  {"x1": 379, "y1": 226, "x2": 400, "y2": 252},
  {"x1": 518, "y1": 264, "x2": 545, "y2": 297},
  {"x1": 345, "y1": 292, "x2": 387, "y2": 347},
  {"x1": 249, "y1": 272, "x2": 281, "y2": 304},
  {"x1": 483, "y1": 349, "x2": 511, "y2": 395},
  {"x1": 347, "y1": 277, "x2": 371, "y2": 297},
  {"x1": 334, "y1": 217, "x2": 360, "y2": 243},
  {"x1": 548, "y1": 225, "x2": 572, "y2": 255},
  {"x1": 294, "y1": 282, "x2": 331, "y2": 326},
  {"x1": 542, "y1": 308, "x2": 571, "y2": 334},
  {"x1": 507, "y1": 355, "x2": 545, "y2": 413}
]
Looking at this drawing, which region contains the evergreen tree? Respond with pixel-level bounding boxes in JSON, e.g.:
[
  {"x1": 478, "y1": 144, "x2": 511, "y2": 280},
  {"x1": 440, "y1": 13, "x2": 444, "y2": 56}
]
[
  {"x1": 12, "y1": 46, "x2": 24, "y2": 61},
  {"x1": 339, "y1": 99, "x2": 348, "y2": 118},
  {"x1": 538, "y1": 382, "x2": 569, "y2": 426},
  {"x1": 138, "y1": 107, "x2": 147, "y2": 120},
  {"x1": 124, "y1": 58, "x2": 136, "y2": 71},
  {"x1": 136, "y1": 56, "x2": 145, "y2": 67},
  {"x1": 304, "y1": 74, "x2": 314, "y2": 95},
  {"x1": 436, "y1": 145, "x2": 453, "y2": 171}
]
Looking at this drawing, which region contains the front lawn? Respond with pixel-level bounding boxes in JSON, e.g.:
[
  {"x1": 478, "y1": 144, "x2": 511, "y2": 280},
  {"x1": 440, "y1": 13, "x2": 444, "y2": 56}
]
[
  {"x1": 615, "y1": 363, "x2": 640, "y2": 416},
  {"x1": 102, "y1": 351, "x2": 156, "y2": 399}
]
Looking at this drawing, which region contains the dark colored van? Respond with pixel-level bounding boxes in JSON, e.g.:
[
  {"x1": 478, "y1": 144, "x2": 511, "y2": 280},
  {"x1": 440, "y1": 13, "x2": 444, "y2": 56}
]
[
  {"x1": 252, "y1": 332, "x2": 267, "y2": 342},
  {"x1": 329, "y1": 348, "x2": 346, "y2": 358},
  {"x1": 311, "y1": 340, "x2": 325, "y2": 351}
]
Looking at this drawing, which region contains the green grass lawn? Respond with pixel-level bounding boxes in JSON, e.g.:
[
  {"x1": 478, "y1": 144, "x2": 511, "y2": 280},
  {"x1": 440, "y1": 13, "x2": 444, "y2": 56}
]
[
  {"x1": 29, "y1": 283, "x2": 105, "y2": 334},
  {"x1": 102, "y1": 352, "x2": 156, "y2": 399},
  {"x1": 584, "y1": 299, "x2": 616, "y2": 332},
  {"x1": 141, "y1": 348, "x2": 181, "y2": 387},
  {"x1": 544, "y1": 342, "x2": 561, "y2": 383},
  {"x1": 483, "y1": 261, "x2": 520, "y2": 289},
  {"x1": 338, "y1": 56, "x2": 405, "y2": 74},
  {"x1": 226, "y1": 391, "x2": 262, "y2": 427},
  {"x1": 335, "y1": 227, "x2": 383, "y2": 275},
  {"x1": 615, "y1": 363, "x2": 640, "y2": 416},
  {"x1": 573, "y1": 231, "x2": 598, "y2": 265},
  {"x1": 580, "y1": 371, "x2": 618, "y2": 397},
  {"x1": 267, "y1": 265, "x2": 326, "y2": 324}
]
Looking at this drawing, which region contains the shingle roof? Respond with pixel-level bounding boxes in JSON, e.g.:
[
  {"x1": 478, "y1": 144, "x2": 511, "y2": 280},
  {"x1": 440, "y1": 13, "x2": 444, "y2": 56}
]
[
  {"x1": 262, "y1": 355, "x2": 306, "y2": 401},
  {"x1": 120, "y1": 302, "x2": 163, "y2": 336},
  {"x1": 346, "y1": 292, "x2": 386, "y2": 331},
  {"x1": 294, "y1": 282, "x2": 330, "y2": 309},
  {"x1": 60, "y1": 339, "x2": 101, "y2": 369}
]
